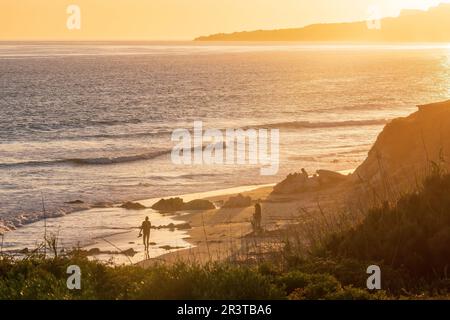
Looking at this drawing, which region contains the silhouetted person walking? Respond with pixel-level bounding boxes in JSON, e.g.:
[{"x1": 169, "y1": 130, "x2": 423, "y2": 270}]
[
  {"x1": 253, "y1": 203, "x2": 262, "y2": 234},
  {"x1": 140, "y1": 216, "x2": 151, "y2": 251}
]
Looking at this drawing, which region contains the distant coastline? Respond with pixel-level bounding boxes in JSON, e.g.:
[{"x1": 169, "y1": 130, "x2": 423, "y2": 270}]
[{"x1": 195, "y1": 3, "x2": 450, "y2": 42}]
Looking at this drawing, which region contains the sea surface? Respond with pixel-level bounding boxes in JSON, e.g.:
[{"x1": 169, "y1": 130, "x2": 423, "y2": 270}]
[{"x1": 1, "y1": 42, "x2": 449, "y2": 249}]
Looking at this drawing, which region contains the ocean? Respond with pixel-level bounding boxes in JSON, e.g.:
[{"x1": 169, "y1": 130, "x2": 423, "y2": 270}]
[{"x1": 0, "y1": 42, "x2": 449, "y2": 246}]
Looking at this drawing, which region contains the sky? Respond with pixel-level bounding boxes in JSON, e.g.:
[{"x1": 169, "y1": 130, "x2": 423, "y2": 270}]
[{"x1": 0, "y1": 0, "x2": 448, "y2": 40}]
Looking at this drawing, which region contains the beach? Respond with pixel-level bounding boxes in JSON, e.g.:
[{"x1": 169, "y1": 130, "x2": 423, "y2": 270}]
[
  {"x1": 138, "y1": 173, "x2": 354, "y2": 266},
  {"x1": 2, "y1": 43, "x2": 450, "y2": 266},
  {"x1": 1, "y1": 184, "x2": 276, "y2": 264},
  {"x1": 2, "y1": 175, "x2": 351, "y2": 265},
  {"x1": 139, "y1": 185, "x2": 276, "y2": 266}
]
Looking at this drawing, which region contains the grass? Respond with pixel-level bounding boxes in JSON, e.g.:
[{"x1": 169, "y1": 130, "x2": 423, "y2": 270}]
[
  {"x1": 0, "y1": 254, "x2": 390, "y2": 300},
  {"x1": 323, "y1": 173, "x2": 450, "y2": 291}
]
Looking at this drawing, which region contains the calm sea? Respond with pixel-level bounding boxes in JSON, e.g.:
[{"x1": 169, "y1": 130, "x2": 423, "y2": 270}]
[{"x1": 1, "y1": 42, "x2": 449, "y2": 230}]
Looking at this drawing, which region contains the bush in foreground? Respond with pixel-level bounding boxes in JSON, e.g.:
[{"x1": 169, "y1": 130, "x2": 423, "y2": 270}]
[
  {"x1": 326, "y1": 174, "x2": 450, "y2": 282},
  {"x1": 0, "y1": 255, "x2": 388, "y2": 300}
]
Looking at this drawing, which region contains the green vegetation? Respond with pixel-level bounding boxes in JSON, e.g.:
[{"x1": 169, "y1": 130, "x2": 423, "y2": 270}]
[
  {"x1": 324, "y1": 173, "x2": 450, "y2": 294},
  {"x1": 1, "y1": 174, "x2": 449, "y2": 300},
  {"x1": 0, "y1": 255, "x2": 390, "y2": 300}
]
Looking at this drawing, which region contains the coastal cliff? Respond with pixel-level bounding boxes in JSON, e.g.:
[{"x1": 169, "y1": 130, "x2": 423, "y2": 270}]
[
  {"x1": 269, "y1": 100, "x2": 450, "y2": 201},
  {"x1": 196, "y1": 4, "x2": 450, "y2": 42},
  {"x1": 353, "y1": 100, "x2": 450, "y2": 198}
]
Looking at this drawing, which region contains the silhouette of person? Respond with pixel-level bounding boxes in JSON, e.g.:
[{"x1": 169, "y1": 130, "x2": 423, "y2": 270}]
[
  {"x1": 301, "y1": 168, "x2": 309, "y2": 180},
  {"x1": 253, "y1": 203, "x2": 262, "y2": 233},
  {"x1": 140, "y1": 216, "x2": 151, "y2": 251}
]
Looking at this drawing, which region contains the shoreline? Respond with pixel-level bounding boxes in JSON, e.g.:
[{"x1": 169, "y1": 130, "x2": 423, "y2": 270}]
[
  {"x1": 1, "y1": 162, "x2": 355, "y2": 232},
  {"x1": 2, "y1": 170, "x2": 355, "y2": 265},
  {"x1": 0, "y1": 180, "x2": 280, "y2": 234},
  {"x1": 138, "y1": 170, "x2": 355, "y2": 267},
  {"x1": 138, "y1": 184, "x2": 276, "y2": 267},
  {"x1": 0, "y1": 182, "x2": 278, "y2": 264}
]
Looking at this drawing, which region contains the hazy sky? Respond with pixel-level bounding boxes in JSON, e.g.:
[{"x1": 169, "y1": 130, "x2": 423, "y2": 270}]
[{"x1": 1, "y1": 0, "x2": 448, "y2": 40}]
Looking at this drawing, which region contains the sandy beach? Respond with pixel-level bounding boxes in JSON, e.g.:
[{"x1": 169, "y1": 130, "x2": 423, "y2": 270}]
[
  {"x1": 138, "y1": 177, "x2": 353, "y2": 267},
  {"x1": 139, "y1": 185, "x2": 275, "y2": 266},
  {"x1": 1, "y1": 184, "x2": 278, "y2": 265}
]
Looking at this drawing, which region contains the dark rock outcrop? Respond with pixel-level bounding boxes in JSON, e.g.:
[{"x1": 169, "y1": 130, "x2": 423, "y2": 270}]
[
  {"x1": 316, "y1": 170, "x2": 348, "y2": 185},
  {"x1": 120, "y1": 201, "x2": 147, "y2": 210},
  {"x1": 272, "y1": 170, "x2": 348, "y2": 194},
  {"x1": 152, "y1": 198, "x2": 184, "y2": 211},
  {"x1": 152, "y1": 222, "x2": 192, "y2": 230},
  {"x1": 152, "y1": 197, "x2": 215, "y2": 212},
  {"x1": 84, "y1": 247, "x2": 137, "y2": 257},
  {"x1": 65, "y1": 200, "x2": 84, "y2": 204},
  {"x1": 159, "y1": 245, "x2": 184, "y2": 251},
  {"x1": 122, "y1": 248, "x2": 137, "y2": 256},
  {"x1": 92, "y1": 202, "x2": 114, "y2": 208},
  {"x1": 174, "y1": 222, "x2": 192, "y2": 230},
  {"x1": 222, "y1": 194, "x2": 252, "y2": 208},
  {"x1": 87, "y1": 248, "x2": 101, "y2": 255},
  {"x1": 183, "y1": 199, "x2": 215, "y2": 210}
]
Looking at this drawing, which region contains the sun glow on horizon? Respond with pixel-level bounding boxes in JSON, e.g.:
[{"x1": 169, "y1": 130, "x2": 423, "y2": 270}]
[{"x1": 1, "y1": 0, "x2": 449, "y2": 41}]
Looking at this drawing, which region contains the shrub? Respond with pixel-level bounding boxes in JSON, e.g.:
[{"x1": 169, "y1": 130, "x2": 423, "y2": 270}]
[
  {"x1": 326, "y1": 174, "x2": 450, "y2": 281},
  {"x1": 0, "y1": 257, "x2": 285, "y2": 300}
]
